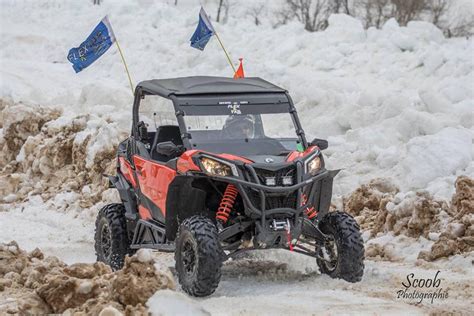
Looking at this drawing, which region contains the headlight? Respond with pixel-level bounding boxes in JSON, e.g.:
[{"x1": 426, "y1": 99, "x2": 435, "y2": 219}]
[
  {"x1": 306, "y1": 155, "x2": 322, "y2": 175},
  {"x1": 200, "y1": 157, "x2": 237, "y2": 176}
]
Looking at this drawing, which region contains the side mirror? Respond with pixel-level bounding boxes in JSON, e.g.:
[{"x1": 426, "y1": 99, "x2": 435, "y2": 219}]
[
  {"x1": 156, "y1": 141, "x2": 181, "y2": 156},
  {"x1": 137, "y1": 121, "x2": 148, "y2": 140},
  {"x1": 310, "y1": 138, "x2": 328, "y2": 150}
]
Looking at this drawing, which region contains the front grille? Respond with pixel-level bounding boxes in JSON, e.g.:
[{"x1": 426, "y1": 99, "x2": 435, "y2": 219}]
[
  {"x1": 247, "y1": 190, "x2": 298, "y2": 210},
  {"x1": 247, "y1": 165, "x2": 298, "y2": 210},
  {"x1": 254, "y1": 166, "x2": 297, "y2": 187}
]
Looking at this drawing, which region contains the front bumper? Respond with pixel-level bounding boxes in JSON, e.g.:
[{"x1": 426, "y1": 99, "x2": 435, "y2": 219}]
[
  {"x1": 189, "y1": 153, "x2": 340, "y2": 248},
  {"x1": 207, "y1": 166, "x2": 339, "y2": 220},
  {"x1": 202, "y1": 163, "x2": 339, "y2": 248}
]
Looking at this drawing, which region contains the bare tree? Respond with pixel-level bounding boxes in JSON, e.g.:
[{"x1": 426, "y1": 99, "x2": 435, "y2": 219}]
[
  {"x1": 215, "y1": 0, "x2": 232, "y2": 23},
  {"x1": 358, "y1": 0, "x2": 391, "y2": 28},
  {"x1": 450, "y1": 20, "x2": 474, "y2": 37},
  {"x1": 391, "y1": 0, "x2": 425, "y2": 26},
  {"x1": 332, "y1": 0, "x2": 351, "y2": 15},
  {"x1": 275, "y1": 0, "x2": 467, "y2": 36},
  {"x1": 279, "y1": 0, "x2": 332, "y2": 32},
  {"x1": 249, "y1": 4, "x2": 265, "y2": 26},
  {"x1": 276, "y1": 5, "x2": 295, "y2": 27},
  {"x1": 446, "y1": 13, "x2": 474, "y2": 38},
  {"x1": 216, "y1": 0, "x2": 224, "y2": 22},
  {"x1": 93, "y1": 0, "x2": 101, "y2": 5},
  {"x1": 223, "y1": 0, "x2": 231, "y2": 23},
  {"x1": 425, "y1": 0, "x2": 449, "y2": 27}
]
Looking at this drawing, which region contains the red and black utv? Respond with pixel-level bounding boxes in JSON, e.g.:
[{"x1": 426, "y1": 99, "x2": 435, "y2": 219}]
[{"x1": 95, "y1": 76, "x2": 364, "y2": 297}]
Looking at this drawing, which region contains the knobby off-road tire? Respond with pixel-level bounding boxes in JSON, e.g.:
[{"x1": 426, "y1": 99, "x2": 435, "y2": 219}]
[
  {"x1": 316, "y1": 211, "x2": 364, "y2": 282},
  {"x1": 95, "y1": 203, "x2": 133, "y2": 271},
  {"x1": 175, "y1": 215, "x2": 224, "y2": 297}
]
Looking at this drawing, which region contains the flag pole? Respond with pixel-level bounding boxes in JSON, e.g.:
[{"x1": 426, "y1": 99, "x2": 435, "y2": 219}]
[
  {"x1": 114, "y1": 39, "x2": 134, "y2": 95},
  {"x1": 214, "y1": 32, "x2": 237, "y2": 73}
]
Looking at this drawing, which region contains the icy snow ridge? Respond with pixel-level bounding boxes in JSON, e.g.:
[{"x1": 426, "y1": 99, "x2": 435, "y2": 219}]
[{"x1": 1, "y1": 2, "x2": 472, "y2": 199}]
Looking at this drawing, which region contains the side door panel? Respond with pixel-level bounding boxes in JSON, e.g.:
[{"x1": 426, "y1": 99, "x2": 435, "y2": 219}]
[{"x1": 133, "y1": 155, "x2": 176, "y2": 221}]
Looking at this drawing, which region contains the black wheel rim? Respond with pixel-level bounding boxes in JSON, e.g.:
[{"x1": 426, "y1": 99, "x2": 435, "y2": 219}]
[
  {"x1": 181, "y1": 237, "x2": 197, "y2": 277},
  {"x1": 101, "y1": 222, "x2": 112, "y2": 260},
  {"x1": 320, "y1": 236, "x2": 338, "y2": 272}
]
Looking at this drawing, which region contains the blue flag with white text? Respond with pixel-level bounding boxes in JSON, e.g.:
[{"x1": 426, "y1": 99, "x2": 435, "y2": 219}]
[
  {"x1": 67, "y1": 16, "x2": 116, "y2": 73},
  {"x1": 190, "y1": 7, "x2": 215, "y2": 51}
]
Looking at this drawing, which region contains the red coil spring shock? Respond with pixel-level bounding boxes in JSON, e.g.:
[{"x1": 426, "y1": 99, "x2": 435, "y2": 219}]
[
  {"x1": 216, "y1": 184, "x2": 239, "y2": 223},
  {"x1": 301, "y1": 193, "x2": 317, "y2": 219}
]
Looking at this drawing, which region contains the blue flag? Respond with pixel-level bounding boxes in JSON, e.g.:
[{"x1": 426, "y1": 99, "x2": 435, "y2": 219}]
[
  {"x1": 67, "y1": 16, "x2": 116, "y2": 73},
  {"x1": 190, "y1": 7, "x2": 215, "y2": 51}
]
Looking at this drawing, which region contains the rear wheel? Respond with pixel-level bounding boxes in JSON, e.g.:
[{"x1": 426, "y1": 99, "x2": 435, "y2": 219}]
[
  {"x1": 316, "y1": 211, "x2": 364, "y2": 282},
  {"x1": 94, "y1": 203, "x2": 133, "y2": 270},
  {"x1": 175, "y1": 215, "x2": 223, "y2": 297}
]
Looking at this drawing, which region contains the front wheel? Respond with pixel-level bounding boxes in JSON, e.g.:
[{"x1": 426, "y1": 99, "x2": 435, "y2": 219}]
[
  {"x1": 175, "y1": 215, "x2": 224, "y2": 297},
  {"x1": 316, "y1": 211, "x2": 365, "y2": 282},
  {"x1": 94, "y1": 203, "x2": 133, "y2": 270}
]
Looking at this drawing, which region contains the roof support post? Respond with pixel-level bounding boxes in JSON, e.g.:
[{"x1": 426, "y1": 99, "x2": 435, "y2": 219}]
[
  {"x1": 169, "y1": 95, "x2": 192, "y2": 150},
  {"x1": 285, "y1": 92, "x2": 308, "y2": 149}
]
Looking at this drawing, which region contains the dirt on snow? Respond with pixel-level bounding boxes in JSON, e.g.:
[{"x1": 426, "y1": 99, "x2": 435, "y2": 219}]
[
  {"x1": 0, "y1": 101, "x2": 123, "y2": 210},
  {"x1": 344, "y1": 176, "x2": 474, "y2": 261},
  {"x1": 0, "y1": 241, "x2": 175, "y2": 315}
]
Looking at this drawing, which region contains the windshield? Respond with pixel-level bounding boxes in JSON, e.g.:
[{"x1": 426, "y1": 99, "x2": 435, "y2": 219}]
[{"x1": 184, "y1": 110, "x2": 300, "y2": 156}]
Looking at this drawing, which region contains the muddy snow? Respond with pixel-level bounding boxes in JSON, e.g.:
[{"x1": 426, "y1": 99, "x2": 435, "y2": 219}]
[
  {"x1": 1, "y1": 0, "x2": 473, "y2": 314},
  {"x1": 0, "y1": 100, "x2": 123, "y2": 209},
  {"x1": 1, "y1": 241, "x2": 472, "y2": 315},
  {"x1": 0, "y1": 242, "x2": 174, "y2": 315}
]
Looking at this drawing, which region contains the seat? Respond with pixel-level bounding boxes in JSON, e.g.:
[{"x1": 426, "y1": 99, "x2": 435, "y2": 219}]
[
  {"x1": 151, "y1": 125, "x2": 183, "y2": 161},
  {"x1": 147, "y1": 131, "x2": 156, "y2": 147}
]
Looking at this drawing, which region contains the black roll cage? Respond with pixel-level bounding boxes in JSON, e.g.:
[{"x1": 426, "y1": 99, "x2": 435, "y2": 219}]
[{"x1": 132, "y1": 86, "x2": 309, "y2": 150}]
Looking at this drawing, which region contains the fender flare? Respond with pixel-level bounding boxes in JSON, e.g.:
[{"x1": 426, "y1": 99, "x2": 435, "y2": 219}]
[{"x1": 108, "y1": 174, "x2": 138, "y2": 221}]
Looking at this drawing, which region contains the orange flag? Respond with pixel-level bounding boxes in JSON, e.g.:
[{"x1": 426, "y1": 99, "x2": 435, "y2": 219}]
[{"x1": 233, "y1": 58, "x2": 244, "y2": 79}]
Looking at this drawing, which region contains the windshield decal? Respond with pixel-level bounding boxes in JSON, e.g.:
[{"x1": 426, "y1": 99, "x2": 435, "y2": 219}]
[
  {"x1": 228, "y1": 103, "x2": 241, "y2": 114},
  {"x1": 219, "y1": 101, "x2": 249, "y2": 115}
]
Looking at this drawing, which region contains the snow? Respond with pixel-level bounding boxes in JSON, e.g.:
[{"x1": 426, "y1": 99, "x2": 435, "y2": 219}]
[
  {"x1": 147, "y1": 290, "x2": 210, "y2": 316},
  {"x1": 0, "y1": 196, "x2": 96, "y2": 264},
  {"x1": 98, "y1": 306, "x2": 124, "y2": 316},
  {"x1": 77, "y1": 280, "x2": 93, "y2": 294},
  {"x1": 0, "y1": 0, "x2": 473, "y2": 314},
  {"x1": 367, "y1": 233, "x2": 434, "y2": 262},
  {"x1": 146, "y1": 251, "x2": 473, "y2": 315},
  {"x1": 326, "y1": 14, "x2": 366, "y2": 43},
  {"x1": 0, "y1": 0, "x2": 470, "y2": 201},
  {"x1": 137, "y1": 249, "x2": 153, "y2": 263},
  {"x1": 399, "y1": 127, "x2": 472, "y2": 189},
  {"x1": 0, "y1": 1, "x2": 471, "y2": 201}
]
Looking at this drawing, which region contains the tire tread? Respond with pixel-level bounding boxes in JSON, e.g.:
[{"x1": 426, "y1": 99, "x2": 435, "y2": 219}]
[
  {"x1": 317, "y1": 211, "x2": 365, "y2": 282},
  {"x1": 94, "y1": 203, "x2": 133, "y2": 270},
  {"x1": 175, "y1": 215, "x2": 223, "y2": 297}
]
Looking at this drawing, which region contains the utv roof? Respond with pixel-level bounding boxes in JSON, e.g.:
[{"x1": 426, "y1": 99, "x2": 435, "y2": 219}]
[{"x1": 137, "y1": 76, "x2": 287, "y2": 97}]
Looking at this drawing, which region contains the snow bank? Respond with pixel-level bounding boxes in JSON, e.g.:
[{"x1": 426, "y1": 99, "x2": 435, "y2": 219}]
[
  {"x1": 0, "y1": 0, "x2": 472, "y2": 201},
  {"x1": 345, "y1": 175, "x2": 474, "y2": 262},
  {"x1": 0, "y1": 241, "x2": 175, "y2": 315},
  {"x1": 0, "y1": 101, "x2": 124, "y2": 211},
  {"x1": 399, "y1": 127, "x2": 471, "y2": 189}
]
